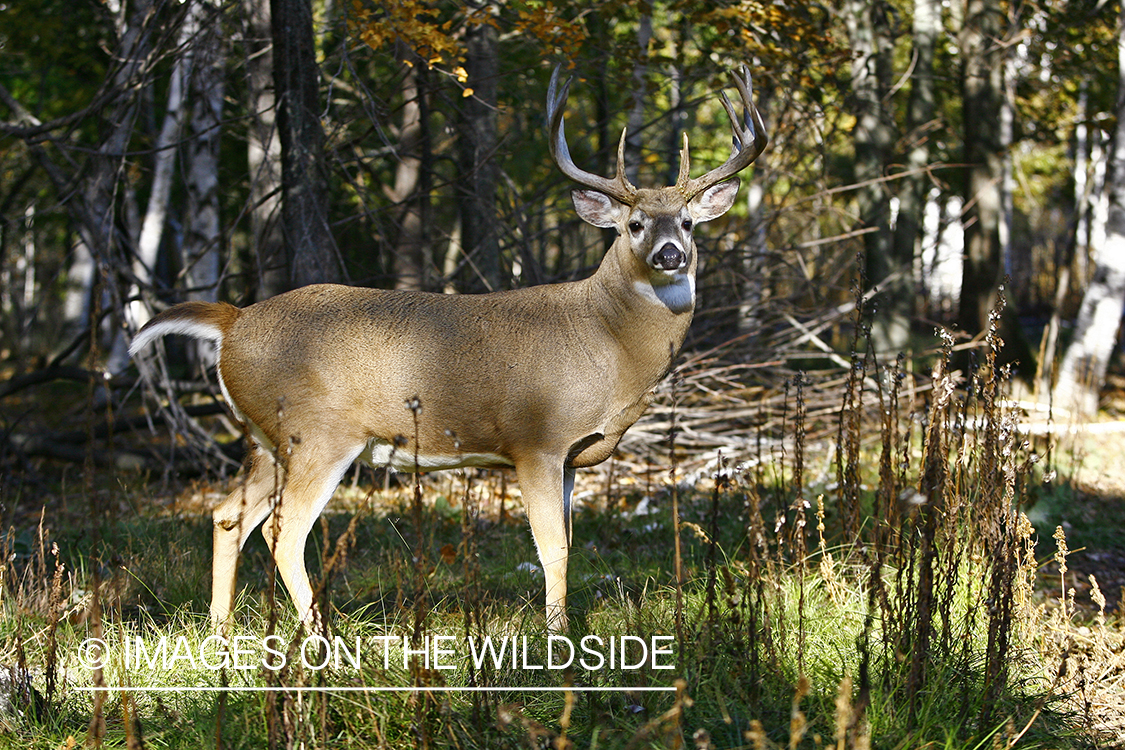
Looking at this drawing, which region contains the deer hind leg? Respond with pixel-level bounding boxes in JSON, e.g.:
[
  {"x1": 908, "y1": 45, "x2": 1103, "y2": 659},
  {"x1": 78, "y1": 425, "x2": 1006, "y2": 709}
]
[
  {"x1": 517, "y1": 456, "x2": 574, "y2": 632},
  {"x1": 211, "y1": 443, "x2": 279, "y2": 633},
  {"x1": 260, "y1": 438, "x2": 363, "y2": 630}
]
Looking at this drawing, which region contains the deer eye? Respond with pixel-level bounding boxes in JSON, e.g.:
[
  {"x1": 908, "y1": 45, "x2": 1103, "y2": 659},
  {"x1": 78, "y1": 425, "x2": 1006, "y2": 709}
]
[
  {"x1": 628, "y1": 221, "x2": 644, "y2": 234},
  {"x1": 681, "y1": 219, "x2": 693, "y2": 231}
]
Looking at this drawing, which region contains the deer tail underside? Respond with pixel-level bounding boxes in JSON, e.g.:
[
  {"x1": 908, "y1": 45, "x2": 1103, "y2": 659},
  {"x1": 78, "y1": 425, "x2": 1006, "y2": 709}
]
[{"x1": 128, "y1": 301, "x2": 240, "y2": 356}]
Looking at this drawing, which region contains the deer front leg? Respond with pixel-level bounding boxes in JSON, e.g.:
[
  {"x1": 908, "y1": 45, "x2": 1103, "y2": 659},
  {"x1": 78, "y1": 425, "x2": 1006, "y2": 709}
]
[{"x1": 517, "y1": 456, "x2": 574, "y2": 632}]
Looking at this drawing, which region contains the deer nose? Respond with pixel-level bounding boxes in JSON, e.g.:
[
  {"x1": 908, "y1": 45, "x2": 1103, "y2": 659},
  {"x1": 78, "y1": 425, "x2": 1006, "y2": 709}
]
[{"x1": 652, "y1": 243, "x2": 686, "y2": 271}]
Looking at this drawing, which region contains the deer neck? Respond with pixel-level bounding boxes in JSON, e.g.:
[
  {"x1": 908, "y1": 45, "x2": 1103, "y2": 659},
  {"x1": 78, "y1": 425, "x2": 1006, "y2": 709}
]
[{"x1": 586, "y1": 236, "x2": 696, "y2": 382}]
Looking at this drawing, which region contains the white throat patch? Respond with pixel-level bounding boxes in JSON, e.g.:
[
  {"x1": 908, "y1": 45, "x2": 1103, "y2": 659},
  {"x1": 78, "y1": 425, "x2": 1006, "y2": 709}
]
[{"x1": 634, "y1": 274, "x2": 695, "y2": 314}]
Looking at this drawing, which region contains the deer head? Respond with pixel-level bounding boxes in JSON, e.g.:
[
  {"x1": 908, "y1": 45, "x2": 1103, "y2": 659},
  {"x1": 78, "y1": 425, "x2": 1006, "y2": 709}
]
[{"x1": 546, "y1": 64, "x2": 768, "y2": 311}]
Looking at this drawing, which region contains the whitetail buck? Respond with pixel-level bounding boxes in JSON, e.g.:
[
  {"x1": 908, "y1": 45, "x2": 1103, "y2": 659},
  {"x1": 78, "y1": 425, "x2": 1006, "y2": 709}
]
[{"x1": 130, "y1": 64, "x2": 767, "y2": 632}]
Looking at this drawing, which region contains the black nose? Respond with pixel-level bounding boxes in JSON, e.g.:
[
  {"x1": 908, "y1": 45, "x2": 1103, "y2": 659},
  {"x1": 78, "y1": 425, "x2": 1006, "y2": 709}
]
[{"x1": 653, "y1": 243, "x2": 686, "y2": 270}]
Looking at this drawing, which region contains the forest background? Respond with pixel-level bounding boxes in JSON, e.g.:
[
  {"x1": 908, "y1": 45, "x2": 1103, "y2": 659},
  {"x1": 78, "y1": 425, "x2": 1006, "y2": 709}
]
[
  {"x1": 3, "y1": 0, "x2": 1125, "y2": 747},
  {"x1": 0, "y1": 0, "x2": 1123, "y2": 415}
]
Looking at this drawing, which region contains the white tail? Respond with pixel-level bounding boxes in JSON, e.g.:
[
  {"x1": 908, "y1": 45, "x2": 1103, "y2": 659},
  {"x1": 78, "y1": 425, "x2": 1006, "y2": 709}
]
[{"x1": 130, "y1": 64, "x2": 767, "y2": 632}]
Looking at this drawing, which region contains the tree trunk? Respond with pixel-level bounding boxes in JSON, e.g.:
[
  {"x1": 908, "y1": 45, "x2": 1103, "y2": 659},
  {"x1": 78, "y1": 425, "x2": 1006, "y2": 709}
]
[
  {"x1": 957, "y1": 0, "x2": 1035, "y2": 372},
  {"x1": 845, "y1": 0, "x2": 903, "y2": 351},
  {"x1": 663, "y1": 61, "x2": 685, "y2": 189},
  {"x1": 894, "y1": 0, "x2": 941, "y2": 316},
  {"x1": 958, "y1": 0, "x2": 1004, "y2": 334},
  {"x1": 386, "y1": 62, "x2": 426, "y2": 291},
  {"x1": 244, "y1": 0, "x2": 286, "y2": 300},
  {"x1": 624, "y1": 5, "x2": 651, "y2": 187},
  {"x1": 63, "y1": 234, "x2": 97, "y2": 340},
  {"x1": 80, "y1": 0, "x2": 152, "y2": 270},
  {"x1": 454, "y1": 16, "x2": 501, "y2": 292},
  {"x1": 76, "y1": 0, "x2": 154, "y2": 369},
  {"x1": 1053, "y1": 2, "x2": 1125, "y2": 417},
  {"x1": 271, "y1": 0, "x2": 342, "y2": 288},
  {"x1": 110, "y1": 0, "x2": 195, "y2": 373},
  {"x1": 111, "y1": 0, "x2": 225, "y2": 374},
  {"x1": 182, "y1": 0, "x2": 225, "y2": 372},
  {"x1": 133, "y1": 23, "x2": 189, "y2": 293}
]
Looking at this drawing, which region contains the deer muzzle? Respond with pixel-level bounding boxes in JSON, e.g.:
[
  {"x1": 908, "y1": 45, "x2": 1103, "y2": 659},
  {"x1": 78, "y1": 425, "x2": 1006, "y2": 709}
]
[{"x1": 652, "y1": 243, "x2": 687, "y2": 271}]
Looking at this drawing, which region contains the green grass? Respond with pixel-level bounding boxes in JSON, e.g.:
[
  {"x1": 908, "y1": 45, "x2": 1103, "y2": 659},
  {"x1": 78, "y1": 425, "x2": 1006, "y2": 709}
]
[
  {"x1": 0, "y1": 332, "x2": 1111, "y2": 748},
  {"x1": 0, "y1": 468, "x2": 1089, "y2": 749}
]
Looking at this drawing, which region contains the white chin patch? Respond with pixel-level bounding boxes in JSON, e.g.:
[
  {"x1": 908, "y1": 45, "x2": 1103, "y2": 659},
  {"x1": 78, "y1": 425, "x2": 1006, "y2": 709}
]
[{"x1": 634, "y1": 274, "x2": 695, "y2": 313}]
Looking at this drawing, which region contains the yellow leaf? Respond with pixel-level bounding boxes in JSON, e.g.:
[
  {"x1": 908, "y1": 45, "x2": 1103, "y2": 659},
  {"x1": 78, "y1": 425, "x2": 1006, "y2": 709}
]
[{"x1": 462, "y1": 87, "x2": 474, "y2": 98}]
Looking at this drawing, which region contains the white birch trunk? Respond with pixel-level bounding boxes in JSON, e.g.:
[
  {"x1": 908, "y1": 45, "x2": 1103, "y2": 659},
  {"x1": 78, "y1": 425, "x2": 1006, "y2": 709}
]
[
  {"x1": 1052, "y1": 2, "x2": 1125, "y2": 417},
  {"x1": 135, "y1": 46, "x2": 189, "y2": 288},
  {"x1": 1053, "y1": 233, "x2": 1125, "y2": 417},
  {"x1": 845, "y1": 0, "x2": 902, "y2": 351},
  {"x1": 119, "y1": 17, "x2": 191, "y2": 333},
  {"x1": 109, "y1": 0, "x2": 198, "y2": 373},
  {"x1": 182, "y1": 0, "x2": 225, "y2": 304},
  {"x1": 181, "y1": 0, "x2": 226, "y2": 369}
]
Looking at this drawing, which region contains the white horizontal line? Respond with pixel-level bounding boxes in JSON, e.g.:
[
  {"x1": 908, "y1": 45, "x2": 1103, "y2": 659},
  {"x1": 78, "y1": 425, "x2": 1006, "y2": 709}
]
[{"x1": 75, "y1": 685, "x2": 676, "y2": 693}]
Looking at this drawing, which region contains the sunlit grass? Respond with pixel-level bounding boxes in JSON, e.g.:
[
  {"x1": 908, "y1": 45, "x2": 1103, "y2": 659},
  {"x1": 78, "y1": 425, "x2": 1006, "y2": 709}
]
[
  {"x1": 1, "y1": 318, "x2": 1115, "y2": 748},
  {"x1": 0, "y1": 483, "x2": 1090, "y2": 749}
]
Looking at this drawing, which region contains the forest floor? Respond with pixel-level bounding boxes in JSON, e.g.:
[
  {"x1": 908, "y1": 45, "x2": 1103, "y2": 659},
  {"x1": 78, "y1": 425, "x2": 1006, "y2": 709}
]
[
  {"x1": 1023, "y1": 385, "x2": 1125, "y2": 744},
  {"x1": 1054, "y1": 481, "x2": 1125, "y2": 745},
  {"x1": 4, "y1": 363, "x2": 1125, "y2": 747}
]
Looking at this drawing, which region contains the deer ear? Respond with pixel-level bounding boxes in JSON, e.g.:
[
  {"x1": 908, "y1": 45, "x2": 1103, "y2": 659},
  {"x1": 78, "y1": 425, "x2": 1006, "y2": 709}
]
[
  {"x1": 689, "y1": 178, "x2": 740, "y2": 223},
  {"x1": 572, "y1": 189, "x2": 624, "y2": 229}
]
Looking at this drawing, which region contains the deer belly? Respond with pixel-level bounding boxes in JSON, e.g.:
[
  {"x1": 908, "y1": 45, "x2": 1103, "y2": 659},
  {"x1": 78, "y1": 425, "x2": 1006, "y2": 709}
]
[{"x1": 361, "y1": 437, "x2": 514, "y2": 473}]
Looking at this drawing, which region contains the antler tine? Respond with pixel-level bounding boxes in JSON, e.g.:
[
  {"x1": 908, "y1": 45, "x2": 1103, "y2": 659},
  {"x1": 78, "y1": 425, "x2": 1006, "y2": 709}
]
[
  {"x1": 548, "y1": 65, "x2": 638, "y2": 205},
  {"x1": 677, "y1": 64, "x2": 769, "y2": 199}
]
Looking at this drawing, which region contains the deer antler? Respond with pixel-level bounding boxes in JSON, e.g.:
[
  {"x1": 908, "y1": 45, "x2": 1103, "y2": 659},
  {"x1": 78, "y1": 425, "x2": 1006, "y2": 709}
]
[
  {"x1": 547, "y1": 66, "x2": 639, "y2": 205},
  {"x1": 676, "y1": 64, "x2": 769, "y2": 199}
]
